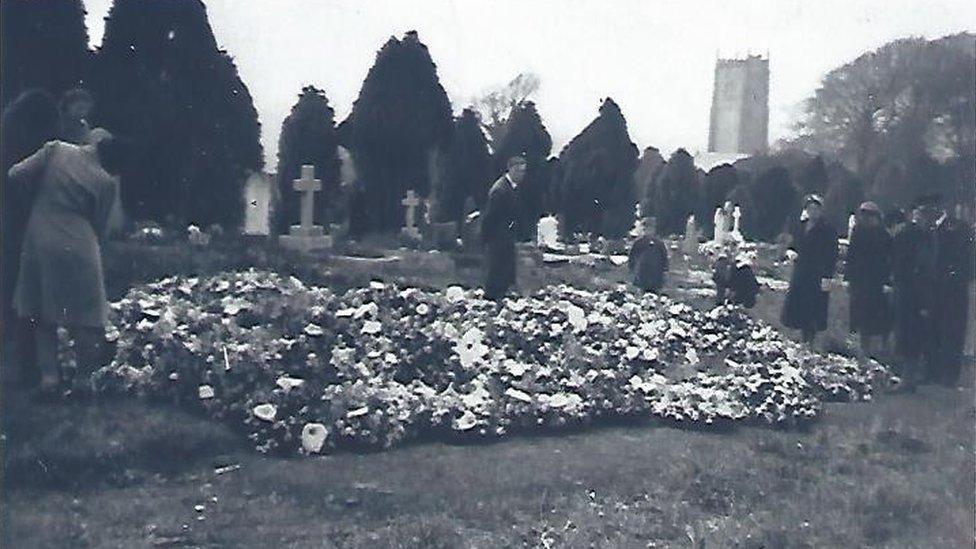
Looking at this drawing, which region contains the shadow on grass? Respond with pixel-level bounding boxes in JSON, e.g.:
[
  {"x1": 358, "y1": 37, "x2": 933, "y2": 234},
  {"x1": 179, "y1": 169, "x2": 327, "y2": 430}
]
[{"x1": 2, "y1": 389, "x2": 243, "y2": 491}]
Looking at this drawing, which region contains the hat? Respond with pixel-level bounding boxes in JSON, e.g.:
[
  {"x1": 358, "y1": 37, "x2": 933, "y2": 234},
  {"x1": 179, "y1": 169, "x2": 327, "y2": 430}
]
[
  {"x1": 858, "y1": 201, "x2": 881, "y2": 215},
  {"x1": 804, "y1": 194, "x2": 823, "y2": 206}
]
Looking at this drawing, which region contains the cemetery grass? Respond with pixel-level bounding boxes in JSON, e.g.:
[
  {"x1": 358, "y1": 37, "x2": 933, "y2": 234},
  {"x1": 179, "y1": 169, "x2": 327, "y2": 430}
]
[{"x1": 3, "y1": 254, "x2": 974, "y2": 547}]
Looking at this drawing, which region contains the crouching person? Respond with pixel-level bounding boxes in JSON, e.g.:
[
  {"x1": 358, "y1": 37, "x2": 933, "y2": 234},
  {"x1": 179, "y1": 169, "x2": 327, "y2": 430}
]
[
  {"x1": 628, "y1": 217, "x2": 668, "y2": 293},
  {"x1": 727, "y1": 254, "x2": 760, "y2": 308}
]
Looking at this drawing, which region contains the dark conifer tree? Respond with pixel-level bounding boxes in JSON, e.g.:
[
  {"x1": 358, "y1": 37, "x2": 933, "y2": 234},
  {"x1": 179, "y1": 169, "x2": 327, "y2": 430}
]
[
  {"x1": 554, "y1": 98, "x2": 638, "y2": 238},
  {"x1": 344, "y1": 31, "x2": 454, "y2": 233},
  {"x1": 1, "y1": 0, "x2": 90, "y2": 106},
  {"x1": 92, "y1": 0, "x2": 262, "y2": 226},
  {"x1": 276, "y1": 86, "x2": 340, "y2": 233},
  {"x1": 634, "y1": 146, "x2": 665, "y2": 216},
  {"x1": 492, "y1": 101, "x2": 552, "y2": 240},
  {"x1": 797, "y1": 155, "x2": 829, "y2": 196},
  {"x1": 649, "y1": 148, "x2": 700, "y2": 236},
  {"x1": 433, "y1": 108, "x2": 492, "y2": 224},
  {"x1": 749, "y1": 166, "x2": 800, "y2": 241},
  {"x1": 698, "y1": 164, "x2": 740, "y2": 236}
]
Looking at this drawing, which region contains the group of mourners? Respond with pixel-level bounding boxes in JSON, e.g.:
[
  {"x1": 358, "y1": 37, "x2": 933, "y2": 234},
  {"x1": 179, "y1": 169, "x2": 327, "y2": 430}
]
[
  {"x1": 1, "y1": 88, "x2": 128, "y2": 399},
  {"x1": 482, "y1": 158, "x2": 974, "y2": 389},
  {"x1": 781, "y1": 193, "x2": 974, "y2": 388}
]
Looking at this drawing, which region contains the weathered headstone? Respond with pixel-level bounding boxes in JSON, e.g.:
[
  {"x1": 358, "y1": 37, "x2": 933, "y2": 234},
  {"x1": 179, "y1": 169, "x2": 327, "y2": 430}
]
[
  {"x1": 682, "y1": 215, "x2": 698, "y2": 255},
  {"x1": 536, "y1": 215, "x2": 560, "y2": 250},
  {"x1": 243, "y1": 171, "x2": 272, "y2": 236},
  {"x1": 279, "y1": 164, "x2": 332, "y2": 252},
  {"x1": 401, "y1": 190, "x2": 422, "y2": 240}
]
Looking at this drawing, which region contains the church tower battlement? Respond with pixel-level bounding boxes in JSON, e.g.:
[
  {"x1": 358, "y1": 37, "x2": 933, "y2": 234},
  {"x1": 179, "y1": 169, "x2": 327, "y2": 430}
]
[{"x1": 708, "y1": 55, "x2": 769, "y2": 155}]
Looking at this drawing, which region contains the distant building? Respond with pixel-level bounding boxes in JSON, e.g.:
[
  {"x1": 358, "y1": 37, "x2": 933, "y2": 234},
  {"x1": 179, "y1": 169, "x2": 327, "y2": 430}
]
[{"x1": 708, "y1": 55, "x2": 769, "y2": 155}]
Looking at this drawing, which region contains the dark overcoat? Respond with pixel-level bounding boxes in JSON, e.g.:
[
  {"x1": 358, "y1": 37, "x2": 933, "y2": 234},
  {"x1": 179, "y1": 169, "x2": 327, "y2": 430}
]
[
  {"x1": 481, "y1": 175, "x2": 518, "y2": 299},
  {"x1": 781, "y1": 219, "x2": 838, "y2": 333},
  {"x1": 9, "y1": 141, "x2": 118, "y2": 327},
  {"x1": 628, "y1": 235, "x2": 668, "y2": 292},
  {"x1": 930, "y1": 217, "x2": 975, "y2": 381},
  {"x1": 845, "y1": 224, "x2": 892, "y2": 335}
]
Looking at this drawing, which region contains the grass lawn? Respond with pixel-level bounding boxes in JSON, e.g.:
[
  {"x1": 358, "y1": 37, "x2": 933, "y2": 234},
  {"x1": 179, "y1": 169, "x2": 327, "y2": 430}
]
[{"x1": 3, "y1": 246, "x2": 973, "y2": 547}]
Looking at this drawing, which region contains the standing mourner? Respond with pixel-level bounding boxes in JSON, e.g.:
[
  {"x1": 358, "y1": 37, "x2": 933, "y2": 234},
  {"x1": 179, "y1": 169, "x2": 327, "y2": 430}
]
[
  {"x1": 7, "y1": 135, "x2": 129, "y2": 397},
  {"x1": 891, "y1": 201, "x2": 935, "y2": 386},
  {"x1": 781, "y1": 194, "x2": 839, "y2": 343},
  {"x1": 845, "y1": 202, "x2": 893, "y2": 357},
  {"x1": 628, "y1": 217, "x2": 668, "y2": 293},
  {"x1": 1, "y1": 90, "x2": 61, "y2": 387},
  {"x1": 929, "y1": 202, "x2": 975, "y2": 386},
  {"x1": 481, "y1": 155, "x2": 526, "y2": 300}
]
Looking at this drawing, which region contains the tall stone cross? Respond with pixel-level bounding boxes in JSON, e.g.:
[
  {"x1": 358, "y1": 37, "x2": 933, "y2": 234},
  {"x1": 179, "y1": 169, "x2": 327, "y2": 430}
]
[
  {"x1": 294, "y1": 164, "x2": 321, "y2": 234},
  {"x1": 401, "y1": 189, "x2": 421, "y2": 239}
]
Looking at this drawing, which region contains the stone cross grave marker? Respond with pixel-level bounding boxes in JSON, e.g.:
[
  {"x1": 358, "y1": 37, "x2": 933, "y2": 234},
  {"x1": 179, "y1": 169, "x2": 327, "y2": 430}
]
[
  {"x1": 279, "y1": 164, "x2": 331, "y2": 251},
  {"x1": 401, "y1": 189, "x2": 421, "y2": 239},
  {"x1": 294, "y1": 165, "x2": 321, "y2": 236}
]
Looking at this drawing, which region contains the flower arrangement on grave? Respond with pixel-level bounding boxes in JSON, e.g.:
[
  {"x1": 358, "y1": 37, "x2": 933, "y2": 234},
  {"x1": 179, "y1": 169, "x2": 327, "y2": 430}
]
[{"x1": 90, "y1": 269, "x2": 895, "y2": 455}]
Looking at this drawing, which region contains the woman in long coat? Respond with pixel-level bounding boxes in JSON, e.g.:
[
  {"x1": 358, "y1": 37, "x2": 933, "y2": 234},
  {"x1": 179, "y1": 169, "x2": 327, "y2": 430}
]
[
  {"x1": 782, "y1": 195, "x2": 839, "y2": 342},
  {"x1": 845, "y1": 202, "x2": 892, "y2": 355},
  {"x1": 8, "y1": 136, "x2": 124, "y2": 395}
]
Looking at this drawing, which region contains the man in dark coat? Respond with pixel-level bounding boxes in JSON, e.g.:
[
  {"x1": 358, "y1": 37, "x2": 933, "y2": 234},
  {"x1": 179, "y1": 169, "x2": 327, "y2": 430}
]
[
  {"x1": 845, "y1": 202, "x2": 893, "y2": 357},
  {"x1": 891, "y1": 202, "x2": 936, "y2": 385},
  {"x1": 712, "y1": 253, "x2": 732, "y2": 305},
  {"x1": 481, "y1": 155, "x2": 525, "y2": 300},
  {"x1": 628, "y1": 217, "x2": 668, "y2": 293},
  {"x1": 782, "y1": 195, "x2": 839, "y2": 343},
  {"x1": 929, "y1": 207, "x2": 975, "y2": 386}
]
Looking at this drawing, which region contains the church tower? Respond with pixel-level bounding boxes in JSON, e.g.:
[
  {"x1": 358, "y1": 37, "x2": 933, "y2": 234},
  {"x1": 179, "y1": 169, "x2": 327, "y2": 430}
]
[{"x1": 707, "y1": 55, "x2": 769, "y2": 155}]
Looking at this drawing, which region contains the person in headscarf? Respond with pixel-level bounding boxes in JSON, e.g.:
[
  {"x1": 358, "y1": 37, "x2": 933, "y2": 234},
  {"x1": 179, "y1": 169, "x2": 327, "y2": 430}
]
[
  {"x1": 727, "y1": 253, "x2": 760, "y2": 309},
  {"x1": 845, "y1": 201, "x2": 893, "y2": 357},
  {"x1": 481, "y1": 155, "x2": 526, "y2": 300},
  {"x1": 781, "y1": 194, "x2": 839, "y2": 343},
  {"x1": 712, "y1": 252, "x2": 732, "y2": 305},
  {"x1": 7, "y1": 134, "x2": 130, "y2": 397},
  {"x1": 628, "y1": 216, "x2": 669, "y2": 293}
]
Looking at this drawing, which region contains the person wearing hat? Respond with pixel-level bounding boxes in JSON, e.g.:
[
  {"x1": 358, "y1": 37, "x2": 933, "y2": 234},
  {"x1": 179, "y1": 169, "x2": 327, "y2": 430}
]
[
  {"x1": 845, "y1": 201, "x2": 892, "y2": 358},
  {"x1": 628, "y1": 216, "x2": 668, "y2": 293},
  {"x1": 481, "y1": 154, "x2": 526, "y2": 300},
  {"x1": 781, "y1": 194, "x2": 839, "y2": 343}
]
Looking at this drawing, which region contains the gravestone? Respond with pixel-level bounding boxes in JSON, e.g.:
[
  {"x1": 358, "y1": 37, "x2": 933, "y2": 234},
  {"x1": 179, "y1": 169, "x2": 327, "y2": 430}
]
[
  {"x1": 243, "y1": 171, "x2": 272, "y2": 236},
  {"x1": 279, "y1": 165, "x2": 332, "y2": 252},
  {"x1": 401, "y1": 190, "x2": 422, "y2": 240},
  {"x1": 536, "y1": 215, "x2": 560, "y2": 250},
  {"x1": 731, "y1": 206, "x2": 743, "y2": 241},
  {"x1": 682, "y1": 215, "x2": 699, "y2": 255}
]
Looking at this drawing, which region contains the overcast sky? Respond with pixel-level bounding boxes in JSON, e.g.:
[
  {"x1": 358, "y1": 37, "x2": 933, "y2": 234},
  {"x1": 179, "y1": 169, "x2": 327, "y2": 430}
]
[{"x1": 84, "y1": 0, "x2": 974, "y2": 168}]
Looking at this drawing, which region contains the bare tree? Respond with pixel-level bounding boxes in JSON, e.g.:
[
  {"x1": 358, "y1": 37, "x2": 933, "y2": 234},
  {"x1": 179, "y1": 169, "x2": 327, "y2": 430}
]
[{"x1": 471, "y1": 72, "x2": 540, "y2": 146}]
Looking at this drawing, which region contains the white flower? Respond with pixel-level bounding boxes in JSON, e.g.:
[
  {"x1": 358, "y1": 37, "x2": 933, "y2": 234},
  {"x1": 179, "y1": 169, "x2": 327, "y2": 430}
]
[
  {"x1": 304, "y1": 323, "x2": 324, "y2": 337},
  {"x1": 336, "y1": 308, "x2": 356, "y2": 318},
  {"x1": 454, "y1": 410, "x2": 478, "y2": 431},
  {"x1": 198, "y1": 385, "x2": 215, "y2": 399},
  {"x1": 276, "y1": 376, "x2": 305, "y2": 392},
  {"x1": 347, "y1": 406, "x2": 369, "y2": 418},
  {"x1": 416, "y1": 303, "x2": 430, "y2": 315},
  {"x1": 301, "y1": 423, "x2": 329, "y2": 454},
  {"x1": 445, "y1": 286, "x2": 465, "y2": 302},
  {"x1": 565, "y1": 304, "x2": 588, "y2": 332},
  {"x1": 503, "y1": 359, "x2": 528, "y2": 377},
  {"x1": 685, "y1": 348, "x2": 700, "y2": 365},
  {"x1": 253, "y1": 403, "x2": 277, "y2": 422},
  {"x1": 455, "y1": 327, "x2": 488, "y2": 368},
  {"x1": 369, "y1": 281, "x2": 386, "y2": 290},
  {"x1": 625, "y1": 346, "x2": 639, "y2": 360},
  {"x1": 361, "y1": 320, "x2": 382, "y2": 335},
  {"x1": 505, "y1": 387, "x2": 533, "y2": 403}
]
